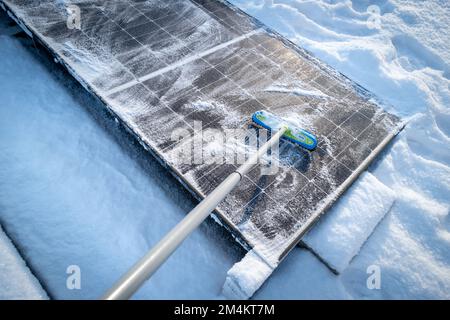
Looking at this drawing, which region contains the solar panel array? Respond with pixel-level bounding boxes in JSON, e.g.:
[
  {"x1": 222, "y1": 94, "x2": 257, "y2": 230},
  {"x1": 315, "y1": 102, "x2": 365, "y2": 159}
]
[{"x1": 2, "y1": 0, "x2": 402, "y2": 266}]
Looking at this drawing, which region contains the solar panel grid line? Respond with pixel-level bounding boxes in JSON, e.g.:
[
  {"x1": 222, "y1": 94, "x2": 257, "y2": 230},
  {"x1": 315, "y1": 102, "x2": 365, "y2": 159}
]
[
  {"x1": 203, "y1": 47, "x2": 302, "y2": 104},
  {"x1": 307, "y1": 113, "x2": 390, "y2": 178},
  {"x1": 268, "y1": 47, "x2": 324, "y2": 79},
  {"x1": 316, "y1": 101, "x2": 367, "y2": 138},
  {"x1": 322, "y1": 79, "x2": 358, "y2": 102},
  {"x1": 269, "y1": 58, "x2": 306, "y2": 80},
  {"x1": 256, "y1": 96, "x2": 297, "y2": 116},
  {"x1": 161, "y1": 124, "x2": 261, "y2": 173},
  {"x1": 247, "y1": 158, "x2": 309, "y2": 195},
  {"x1": 110, "y1": 99, "x2": 194, "y2": 150},
  {"x1": 257, "y1": 179, "x2": 307, "y2": 207},
  {"x1": 254, "y1": 36, "x2": 283, "y2": 52},
  {"x1": 262, "y1": 98, "x2": 348, "y2": 141},
  {"x1": 243, "y1": 49, "x2": 278, "y2": 69},
  {"x1": 246, "y1": 33, "x2": 277, "y2": 48},
  {"x1": 343, "y1": 111, "x2": 374, "y2": 134},
  {"x1": 313, "y1": 66, "x2": 343, "y2": 84},
  {"x1": 281, "y1": 54, "x2": 353, "y2": 100},
  {"x1": 235, "y1": 48, "x2": 267, "y2": 67},
  {"x1": 196, "y1": 162, "x2": 235, "y2": 186},
  {"x1": 133, "y1": 8, "x2": 200, "y2": 45},
  {"x1": 164, "y1": 92, "x2": 209, "y2": 119},
  {"x1": 66, "y1": 7, "x2": 169, "y2": 90},
  {"x1": 217, "y1": 8, "x2": 258, "y2": 35},
  {"x1": 107, "y1": 6, "x2": 160, "y2": 32},
  {"x1": 282, "y1": 183, "x2": 322, "y2": 216},
  {"x1": 191, "y1": 0, "x2": 230, "y2": 13},
  {"x1": 322, "y1": 115, "x2": 362, "y2": 142},
  {"x1": 129, "y1": 0, "x2": 240, "y2": 51},
  {"x1": 50, "y1": 23, "x2": 144, "y2": 94},
  {"x1": 213, "y1": 54, "x2": 251, "y2": 76},
  {"x1": 106, "y1": 1, "x2": 228, "y2": 79},
  {"x1": 283, "y1": 157, "x2": 333, "y2": 192},
  {"x1": 283, "y1": 152, "x2": 382, "y2": 250},
  {"x1": 250, "y1": 60, "x2": 285, "y2": 80},
  {"x1": 130, "y1": 1, "x2": 180, "y2": 20},
  {"x1": 322, "y1": 128, "x2": 355, "y2": 158},
  {"x1": 253, "y1": 42, "x2": 281, "y2": 58},
  {"x1": 189, "y1": 0, "x2": 255, "y2": 35},
  {"x1": 181, "y1": 128, "x2": 275, "y2": 176},
  {"x1": 226, "y1": 70, "x2": 268, "y2": 92},
  {"x1": 232, "y1": 194, "x2": 283, "y2": 229},
  {"x1": 112, "y1": 0, "x2": 180, "y2": 19},
  {"x1": 105, "y1": 28, "x2": 264, "y2": 96},
  {"x1": 123, "y1": 21, "x2": 164, "y2": 40},
  {"x1": 279, "y1": 190, "x2": 340, "y2": 260},
  {"x1": 73, "y1": 18, "x2": 200, "y2": 137},
  {"x1": 193, "y1": 38, "x2": 259, "y2": 69},
  {"x1": 177, "y1": 11, "x2": 212, "y2": 30},
  {"x1": 252, "y1": 43, "x2": 291, "y2": 65},
  {"x1": 268, "y1": 137, "x2": 351, "y2": 187},
  {"x1": 161, "y1": 137, "x2": 204, "y2": 171},
  {"x1": 190, "y1": 58, "x2": 286, "y2": 114},
  {"x1": 104, "y1": 12, "x2": 183, "y2": 64},
  {"x1": 147, "y1": 114, "x2": 193, "y2": 144},
  {"x1": 271, "y1": 56, "x2": 333, "y2": 93},
  {"x1": 168, "y1": 161, "x2": 262, "y2": 213},
  {"x1": 156, "y1": 6, "x2": 212, "y2": 34},
  {"x1": 308, "y1": 129, "x2": 397, "y2": 215},
  {"x1": 334, "y1": 110, "x2": 385, "y2": 149},
  {"x1": 356, "y1": 123, "x2": 391, "y2": 149},
  {"x1": 224, "y1": 178, "x2": 264, "y2": 211}
]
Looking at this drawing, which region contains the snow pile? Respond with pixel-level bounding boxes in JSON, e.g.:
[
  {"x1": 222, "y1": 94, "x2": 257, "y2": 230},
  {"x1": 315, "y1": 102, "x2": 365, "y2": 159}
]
[
  {"x1": 222, "y1": 250, "x2": 273, "y2": 299},
  {"x1": 302, "y1": 172, "x2": 396, "y2": 274},
  {"x1": 0, "y1": 226, "x2": 48, "y2": 299}
]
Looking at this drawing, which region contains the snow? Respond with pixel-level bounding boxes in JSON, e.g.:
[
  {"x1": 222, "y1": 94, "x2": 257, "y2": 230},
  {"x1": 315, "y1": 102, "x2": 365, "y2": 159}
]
[
  {"x1": 302, "y1": 172, "x2": 396, "y2": 273},
  {"x1": 1, "y1": 0, "x2": 450, "y2": 299},
  {"x1": 222, "y1": 250, "x2": 273, "y2": 299},
  {"x1": 0, "y1": 226, "x2": 48, "y2": 299}
]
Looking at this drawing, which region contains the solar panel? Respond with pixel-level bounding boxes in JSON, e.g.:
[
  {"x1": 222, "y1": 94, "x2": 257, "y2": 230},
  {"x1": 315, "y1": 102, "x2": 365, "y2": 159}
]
[{"x1": 2, "y1": 0, "x2": 403, "y2": 272}]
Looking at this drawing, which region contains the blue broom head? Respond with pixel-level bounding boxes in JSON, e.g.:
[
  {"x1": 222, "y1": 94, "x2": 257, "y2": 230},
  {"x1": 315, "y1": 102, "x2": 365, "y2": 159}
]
[{"x1": 252, "y1": 110, "x2": 318, "y2": 150}]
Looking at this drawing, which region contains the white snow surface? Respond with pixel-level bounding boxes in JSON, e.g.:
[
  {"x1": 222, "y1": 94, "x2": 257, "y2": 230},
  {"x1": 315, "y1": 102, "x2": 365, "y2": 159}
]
[
  {"x1": 0, "y1": 226, "x2": 48, "y2": 299},
  {"x1": 0, "y1": 0, "x2": 449, "y2": 299},
  {"x1": 222, "y1": 250, "x2": 273, "y2": 299},
  {"x1": 302, "y1": 172, "x2": 396, "y2": 274}
]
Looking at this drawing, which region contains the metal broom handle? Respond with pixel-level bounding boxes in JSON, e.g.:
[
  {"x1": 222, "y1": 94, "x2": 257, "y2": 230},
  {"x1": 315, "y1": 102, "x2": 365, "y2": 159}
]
[{"x1": 102, "y1": 126, "x2": 287, "y2": 300}]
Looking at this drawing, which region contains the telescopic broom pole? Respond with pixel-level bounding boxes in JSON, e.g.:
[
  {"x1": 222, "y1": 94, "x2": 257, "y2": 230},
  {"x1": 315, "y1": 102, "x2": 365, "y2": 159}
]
[{"x1": 102, "y1": 126, "x2": 287, "y2": 300}]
